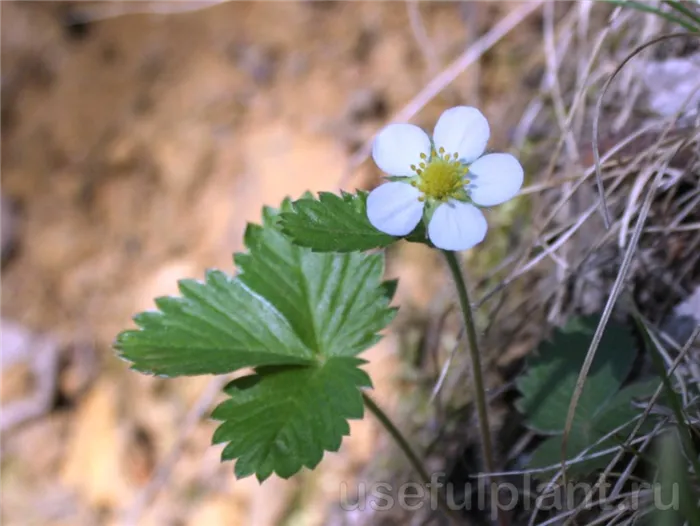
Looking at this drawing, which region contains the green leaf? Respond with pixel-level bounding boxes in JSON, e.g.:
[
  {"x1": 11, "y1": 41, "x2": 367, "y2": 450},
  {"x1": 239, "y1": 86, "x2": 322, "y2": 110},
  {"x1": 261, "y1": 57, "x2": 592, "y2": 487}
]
[
  {"x1": 515, "y1": 317, "x2": 672, "y2": 478},
  {"x1": 212, "y1": 357, "x2": 370, "y2": 481},
  {"x1": 115, "y1": 199, "x2": 397, "y2": 480},
  {"x1": 634, "y1": 312, "x2": 700, "y2": 485},
  {"x1": 592, "y1": 378, "x2": 659, "y2": 434},
  {"x1": 116, "y1": 270, "x2": 316, "y2": 376},
  {"x1": 235, "y1": 206, "x2": 396, "y2": 358},
  {"x1": 116, "y1": 203, "x2": 396, "y2": 376},
  {"x1": 515, "y1": 316, "x2": 636, "y2": 434},
  {"x1": 527, "y1": 430, "x2": 632, "y2": 478},
  {"x1": 527, "y1": 434, "x2": 608, "y2": 477},
  {"x1": 279, "y1": 191, "x2": 394, "y2": 252},
  {"x1": 527, "y1": 379, "x2": 659, "y2": 477},
  {"x1": 279, "y1": 191, "x2": 429, "y2": 252}
]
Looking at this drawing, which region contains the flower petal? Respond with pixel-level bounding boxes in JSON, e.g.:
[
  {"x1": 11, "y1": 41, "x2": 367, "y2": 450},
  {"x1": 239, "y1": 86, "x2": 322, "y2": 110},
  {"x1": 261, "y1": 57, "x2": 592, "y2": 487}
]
[
  {"x1": 468, "y1": 153, "x2": 524, "y2": 207},
  {"x1": 367, "y1": 182, "x2": 424, "y2": 236},
  {"x1": 371, "y1": 123, "x2": 431, "y2": 176},
  {"x1": 428, "y1": 201, "x2": 487, "y2": 251},
  {"x1": 433, "y1": 106, "x2": 490, "y2": 164}
]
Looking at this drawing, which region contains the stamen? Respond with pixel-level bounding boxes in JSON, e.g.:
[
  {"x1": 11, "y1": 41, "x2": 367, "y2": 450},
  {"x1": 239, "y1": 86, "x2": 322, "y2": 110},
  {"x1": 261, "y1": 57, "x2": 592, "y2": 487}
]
[
  {"x1": 419, "y1": 152, "x2": 427, "y2": 160},
  {"x1": 410, "y1": 164, "x2": 416, "y2": 171},
  {"x1": 415, "y1": 149, "x2": 466, "y2": 202}
]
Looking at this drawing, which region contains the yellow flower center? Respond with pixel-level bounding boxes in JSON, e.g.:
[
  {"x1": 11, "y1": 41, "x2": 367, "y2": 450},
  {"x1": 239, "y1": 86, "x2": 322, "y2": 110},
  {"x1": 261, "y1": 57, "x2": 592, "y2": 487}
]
[{"x1": 410, "y1": 147, "x2": 469, "y2": 202}]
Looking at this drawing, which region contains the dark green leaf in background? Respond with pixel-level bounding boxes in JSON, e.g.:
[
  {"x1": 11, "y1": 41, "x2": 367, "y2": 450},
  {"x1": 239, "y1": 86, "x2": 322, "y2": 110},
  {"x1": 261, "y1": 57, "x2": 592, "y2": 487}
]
[
  {"x1": 516, "y1": 316, "x2": 636, "y2": 434},
  {"x1": 515, "y1": 316, "x2": 661, "y2": 477},
  {"x1": 526, "y1": 379, "x2": 659, "y2": 476}
]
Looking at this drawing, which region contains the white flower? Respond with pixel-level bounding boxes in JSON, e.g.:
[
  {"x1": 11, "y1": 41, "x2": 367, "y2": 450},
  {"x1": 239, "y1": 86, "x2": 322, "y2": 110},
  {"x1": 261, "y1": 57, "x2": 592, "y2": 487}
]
[{"x1": 367, "y1": 106, "x2": 524, "y2": 251}]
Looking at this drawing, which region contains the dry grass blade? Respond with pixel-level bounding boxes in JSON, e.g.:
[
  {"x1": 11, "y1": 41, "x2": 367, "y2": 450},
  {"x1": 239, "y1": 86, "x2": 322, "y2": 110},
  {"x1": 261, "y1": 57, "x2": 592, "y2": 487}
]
[
  {"x1": 464, "y1": 5, "x2": 700, "y2": 525},
  {"x1": 527, "y1": 422, "x2": 667, "y2": 526},
  {"x1": 538, "y1": 490, "x2": 651, "y2": 526},
  {"x1": 560, "y1": 137, "x2": 687, "y2": 487},
  {"x1": 592, "y1": 32, "x2": 700, "y2": 229},
  {"x1": 64, "y1": 1, "x2": 228, "y2": 23},
  {"x1": 560, "y1": 325, "x2": 700, "y2": 526},
  {"x1": 406, "y1": 0, "x2": 439, "y2": 78}
]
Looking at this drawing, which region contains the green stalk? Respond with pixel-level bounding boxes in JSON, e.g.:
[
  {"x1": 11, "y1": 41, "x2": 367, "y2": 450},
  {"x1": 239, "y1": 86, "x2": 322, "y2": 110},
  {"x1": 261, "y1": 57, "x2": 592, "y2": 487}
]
[
  {"x1": 603, "y1": 0, "x2": 700, "y2": 31},
  {"x1": 443, "y1": 250, "x2": 505, "y2": 526},
  {"x1": 664, "y1": 1, "x2": 700, "y2": 29},
  {"x1": 632, "y1": 312, "x2": 700, "y2": 484},
  {"x1": 362, "y1": 393, "x2": 464, "y2": 525}
]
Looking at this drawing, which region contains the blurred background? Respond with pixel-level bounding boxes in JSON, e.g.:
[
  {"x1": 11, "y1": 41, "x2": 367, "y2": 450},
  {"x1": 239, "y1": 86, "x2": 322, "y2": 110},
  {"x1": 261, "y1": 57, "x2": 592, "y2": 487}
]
[
  {"x1": 3, "y1": 1, "x2": 698, "y2": 526},
  {"x1": 1, "y1": 2, "x2": 535, "y2": 524}
]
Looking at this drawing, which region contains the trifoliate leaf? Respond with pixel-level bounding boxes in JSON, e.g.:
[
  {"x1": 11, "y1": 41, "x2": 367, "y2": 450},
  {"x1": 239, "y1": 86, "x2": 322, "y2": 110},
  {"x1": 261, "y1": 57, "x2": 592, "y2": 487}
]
[
  {"x1": 280, "y1": 191, "x2": 429, "y2": 252},
  {"x1": 515, "y1": 316, "x2": 636, "y2": 434},
  {"x1": 115, "y1": 199, "x2": 396, "y2": 480},
  {"x1": 212, "y1": 357, "x2": 370, "y2": 481}
]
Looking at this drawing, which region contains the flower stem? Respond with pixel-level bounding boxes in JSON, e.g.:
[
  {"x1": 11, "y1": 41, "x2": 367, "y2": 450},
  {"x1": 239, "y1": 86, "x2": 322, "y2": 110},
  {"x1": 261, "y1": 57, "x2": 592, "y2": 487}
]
[
  {"x1": 443, "y1": 250, "x2": 505, "y2": 526},
  {"x1": 362, "y1": 392, "x2": 463, "y2": 525}
]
